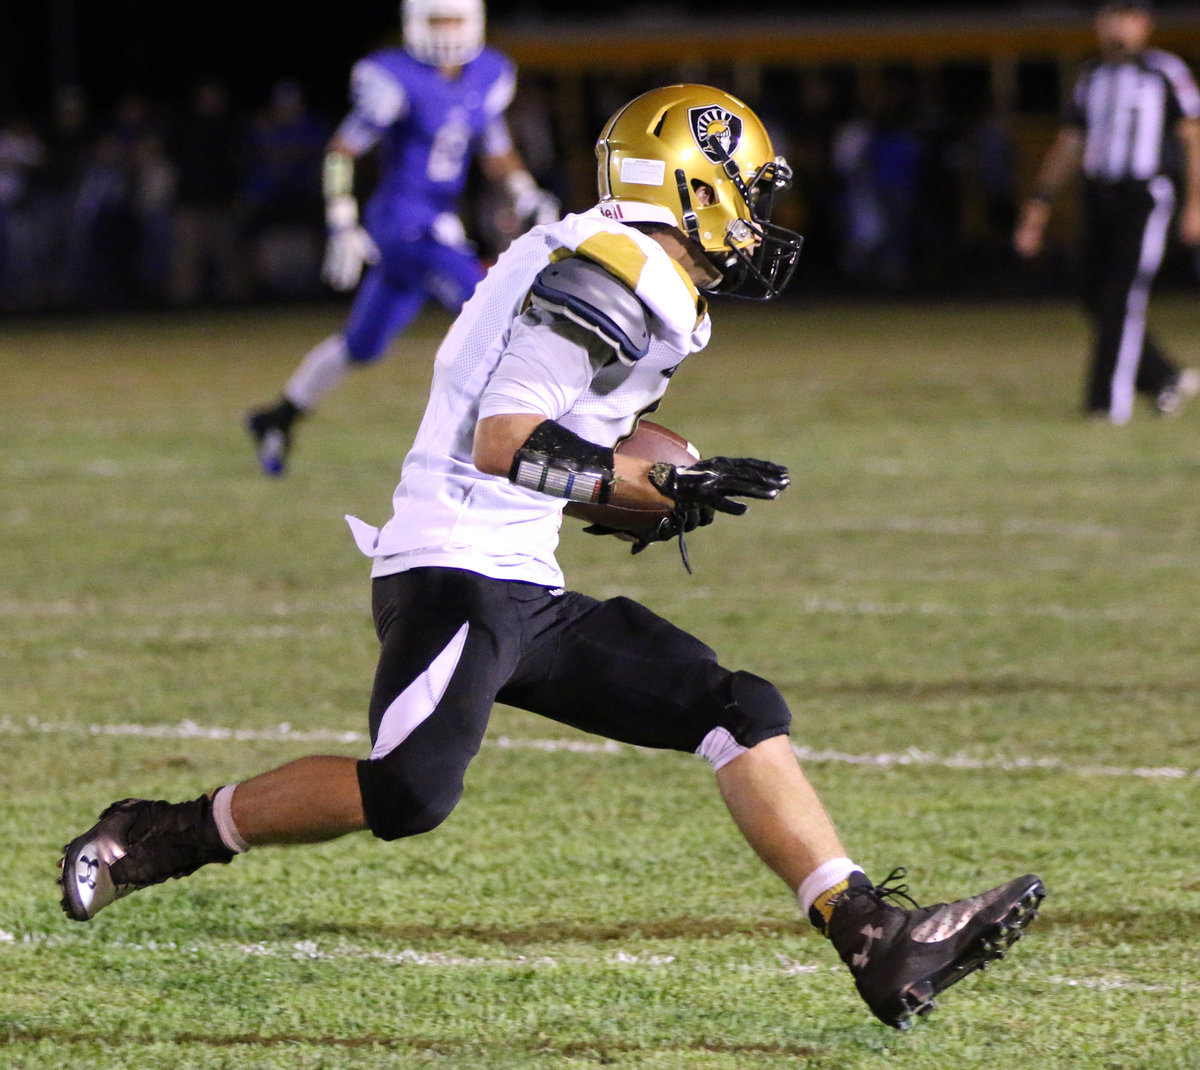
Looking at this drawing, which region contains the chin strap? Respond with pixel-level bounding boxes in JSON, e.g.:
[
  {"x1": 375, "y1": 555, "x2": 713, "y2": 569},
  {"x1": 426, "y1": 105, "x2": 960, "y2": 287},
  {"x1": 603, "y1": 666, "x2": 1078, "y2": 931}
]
[{"x1": 674, "y1": 168, "x2": 701, "y2": 243}]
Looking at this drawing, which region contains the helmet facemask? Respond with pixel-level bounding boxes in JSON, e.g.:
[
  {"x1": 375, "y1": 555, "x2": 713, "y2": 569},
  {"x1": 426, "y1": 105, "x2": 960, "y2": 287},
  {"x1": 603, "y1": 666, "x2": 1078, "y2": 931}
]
[{"x1": 677, "y1": 137, "x2": 803, "y2": 301}]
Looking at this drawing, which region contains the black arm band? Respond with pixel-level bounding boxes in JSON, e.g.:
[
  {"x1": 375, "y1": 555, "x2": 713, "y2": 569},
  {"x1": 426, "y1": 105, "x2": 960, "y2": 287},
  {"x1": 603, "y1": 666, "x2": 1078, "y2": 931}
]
[{"x1": 509, "y1": 420, "x2": 616, "y2": 504}]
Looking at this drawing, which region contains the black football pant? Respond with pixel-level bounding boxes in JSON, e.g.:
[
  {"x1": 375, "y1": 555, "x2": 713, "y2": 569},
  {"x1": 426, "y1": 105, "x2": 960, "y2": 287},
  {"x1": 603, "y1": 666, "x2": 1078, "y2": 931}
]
[
  {"x1": 1080, "y1": 177, "x2": 1180, "y2": 423},
  {"x1": 355, "y1": 567, "x2": 791, "y2": 841}
]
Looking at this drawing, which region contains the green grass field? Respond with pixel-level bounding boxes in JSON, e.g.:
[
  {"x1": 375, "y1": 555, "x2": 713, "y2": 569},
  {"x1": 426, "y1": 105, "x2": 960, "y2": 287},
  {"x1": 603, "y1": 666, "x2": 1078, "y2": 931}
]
[{"x1": 2, "y1": 296, "x2": 1199, "y2": 1068}]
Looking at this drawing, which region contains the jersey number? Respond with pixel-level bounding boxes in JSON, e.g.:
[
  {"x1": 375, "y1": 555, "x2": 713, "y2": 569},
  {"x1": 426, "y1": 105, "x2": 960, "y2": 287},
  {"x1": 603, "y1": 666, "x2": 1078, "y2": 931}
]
[{"x1": 428, "y1": 109, "x2": 471, "y2": 183}]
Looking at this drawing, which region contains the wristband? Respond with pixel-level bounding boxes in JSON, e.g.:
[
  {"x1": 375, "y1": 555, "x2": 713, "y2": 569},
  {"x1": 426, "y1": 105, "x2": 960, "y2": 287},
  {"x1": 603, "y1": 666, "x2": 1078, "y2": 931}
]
[
  {"x1": 323, "y1": 152, "x2": 355, "y2": 201},
  {"x1": 508, "y1": 420, "x2": 615, "y2": 504}
]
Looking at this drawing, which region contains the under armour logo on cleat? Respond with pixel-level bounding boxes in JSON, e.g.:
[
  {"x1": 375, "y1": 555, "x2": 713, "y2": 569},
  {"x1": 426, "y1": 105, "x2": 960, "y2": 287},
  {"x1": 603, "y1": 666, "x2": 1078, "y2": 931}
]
[
  {"x1": 76, "y1": 854, "x2": 98, "y2": 890},
  {"x1": 853, "y1": 923, "x2": 884, "y2": 968}
]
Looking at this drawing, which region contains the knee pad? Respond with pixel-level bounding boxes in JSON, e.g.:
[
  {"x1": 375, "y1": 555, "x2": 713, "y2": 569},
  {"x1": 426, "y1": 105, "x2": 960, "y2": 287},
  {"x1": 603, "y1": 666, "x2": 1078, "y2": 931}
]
[
  {"x1": 723, "y1": 671, "x2": 792, "y2": 745},
  {"x1": 356, "y1": 756, "x2": 461, "y2": 842},
  {"x1": 696, "y1": 671, "x2": 791, "y2": 771}
]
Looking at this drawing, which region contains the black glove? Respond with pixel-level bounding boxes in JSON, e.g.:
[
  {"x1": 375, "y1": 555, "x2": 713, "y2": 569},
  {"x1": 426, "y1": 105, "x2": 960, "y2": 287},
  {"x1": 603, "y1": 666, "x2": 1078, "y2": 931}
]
[
  {"x1": 648, "y1": 457, "x2": 790, "y2": 516},
  {"x1": 583, "y1": 502, "x2": 715, "y2": 573},
  {"x1": 583, "y1": 502, "x2": 715, "y2": 554}
]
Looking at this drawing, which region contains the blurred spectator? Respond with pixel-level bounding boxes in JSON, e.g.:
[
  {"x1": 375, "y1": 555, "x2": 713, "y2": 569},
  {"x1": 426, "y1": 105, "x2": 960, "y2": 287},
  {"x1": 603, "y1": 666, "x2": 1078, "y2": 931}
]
[
  {"x1": 129, "y1": 132, "x2": 177, "y2": 302},
  {"x1": 166, "y1": 78, "x2": 246, "y2": 305},
  {"x1": 832, "y1": 76, "x2": 925, "y2": 289},
  {"x1": 869, "y1": 82, "x2": 924, "y2": 286},
  {"x1": 784, "y1": 69, "x2": 843, "y2": 284},
  {"x1": 0, "y1": 117, "x2": 46, "y2": 309},
  {"x1": 912, "y1": 112, "x2": 965, "y2": 288},
  {"x1": 968, "y1": 112, "x2": 1018, "y2": 256},
  {"x1": 37, "y1": 85, "x2": 94, "y2": 306},
  {"x1": 243, "y1": 79, "x2": 328, "y2": 298},
  {"x1": 63, "y1": 131, "x2": 138, "y2": 307},
  {"x1": 109, "y1": 92, "x2": 164, "y2": 156},
  {"x1": 100, "y1": 93, "x2": 176, "y2": 305},
  {"x1": 831, "y1": 115, "x2": 885, "y2": 282}
]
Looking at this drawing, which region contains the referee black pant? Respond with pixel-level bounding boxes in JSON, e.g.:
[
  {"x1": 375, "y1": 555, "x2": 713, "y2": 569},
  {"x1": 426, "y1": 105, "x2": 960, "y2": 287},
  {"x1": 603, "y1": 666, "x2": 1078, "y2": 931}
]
[{"x1": 1081, "y1": 177, "x2": 1180, "y2": 423}]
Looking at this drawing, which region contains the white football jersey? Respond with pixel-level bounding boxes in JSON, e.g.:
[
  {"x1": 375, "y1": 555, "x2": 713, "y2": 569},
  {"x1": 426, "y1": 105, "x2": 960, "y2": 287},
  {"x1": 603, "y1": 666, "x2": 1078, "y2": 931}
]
[{"x1": 347, "y1": 206, "x2": 712, "y2": 588}]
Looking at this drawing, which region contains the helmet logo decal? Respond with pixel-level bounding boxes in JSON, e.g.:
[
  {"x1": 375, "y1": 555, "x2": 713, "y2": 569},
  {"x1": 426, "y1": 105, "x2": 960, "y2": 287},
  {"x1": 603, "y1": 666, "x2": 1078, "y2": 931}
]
[{"x1": 688, "y1": 106, "x2": 742, "y2": 162}]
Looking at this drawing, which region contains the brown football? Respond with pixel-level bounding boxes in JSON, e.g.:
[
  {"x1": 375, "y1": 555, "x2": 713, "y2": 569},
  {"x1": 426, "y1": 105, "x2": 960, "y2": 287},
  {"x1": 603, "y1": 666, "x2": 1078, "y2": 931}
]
[{"x1": 566, "y1": 420, "x2": 700, "y2": 529}]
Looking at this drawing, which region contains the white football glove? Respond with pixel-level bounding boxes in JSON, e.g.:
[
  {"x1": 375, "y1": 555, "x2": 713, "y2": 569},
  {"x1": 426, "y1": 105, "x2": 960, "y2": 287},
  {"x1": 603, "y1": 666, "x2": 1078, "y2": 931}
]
[
  {"x1": 322, "y1": 195, "x2": 380, "y2": 292},
  {"x1": 507, "y1": 171, "x2": 560, "y2": 227}
]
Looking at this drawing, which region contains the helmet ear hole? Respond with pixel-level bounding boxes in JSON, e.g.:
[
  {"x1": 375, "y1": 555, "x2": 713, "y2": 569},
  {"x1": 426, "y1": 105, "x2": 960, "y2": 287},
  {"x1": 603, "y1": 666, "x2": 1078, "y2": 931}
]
[{"x1": 691, "y1": 180, "x2": 715, "y2": 207}]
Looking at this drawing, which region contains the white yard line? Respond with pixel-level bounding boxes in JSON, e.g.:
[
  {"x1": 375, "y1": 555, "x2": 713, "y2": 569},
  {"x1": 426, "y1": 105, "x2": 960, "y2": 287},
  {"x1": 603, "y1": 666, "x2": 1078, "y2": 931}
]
[
  {"x1": 790, "y1": 594, "x2": 1150, "y2": 622},
  {"x1": 2, "y1": 716, "x2": 1197, "y2": 780},
  {"x1": 0, "y1": 716, "x2": 367, "y2": 746},
  {"x1": 0, "y1": 928, "x2": 1187, "y2": 994},
  {"x1": 2, "y1": 567, "x2": 1190, "y2": 627},
  {"x1": 0, "y1": 596, "x2": 1169, "y2": 627},
  {"x1": 789, "y1": 744, "x2": 1199, "y2": 781},
  {"x1": 0, "y1": 597, "x2": 364, "y2": 620},
  {"x1": 781, "y1": 515, "x2": 1126, "y2": 540}
]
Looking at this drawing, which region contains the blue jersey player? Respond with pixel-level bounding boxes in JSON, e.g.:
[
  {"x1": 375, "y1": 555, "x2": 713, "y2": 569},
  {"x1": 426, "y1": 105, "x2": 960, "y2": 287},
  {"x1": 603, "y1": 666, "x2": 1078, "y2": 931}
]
[{"x1": 247, "y1": 0, "x2": 557, "y2": 475}]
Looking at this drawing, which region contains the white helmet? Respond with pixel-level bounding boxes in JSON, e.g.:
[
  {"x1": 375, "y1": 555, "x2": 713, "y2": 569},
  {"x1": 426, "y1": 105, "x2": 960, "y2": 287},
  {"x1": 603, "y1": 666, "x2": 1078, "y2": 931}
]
[{"x1": 402, "y1": 0, "x2": 485, "y2": 67}]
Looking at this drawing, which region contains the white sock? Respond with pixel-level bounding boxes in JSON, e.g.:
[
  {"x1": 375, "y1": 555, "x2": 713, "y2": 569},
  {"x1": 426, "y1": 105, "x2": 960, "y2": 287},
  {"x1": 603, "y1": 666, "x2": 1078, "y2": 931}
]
[
  {"x1": 283, "y1": 334, "x2": 352, "y2": 412},
  {"x1": 212, "y1": 784, "x2": 250, "y2": 854},
  {"x1": 798, "y1": 857, "x2": 864, "y2": 916}
]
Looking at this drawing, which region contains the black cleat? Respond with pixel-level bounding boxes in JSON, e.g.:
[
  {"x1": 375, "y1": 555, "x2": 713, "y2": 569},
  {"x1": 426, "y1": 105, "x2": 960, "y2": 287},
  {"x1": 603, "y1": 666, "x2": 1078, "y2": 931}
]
[
  {"x1": 246, "y1": 400, "x2": 300, "y2": 477},
  {"x1": 58, "y1": 797, "x2": 234, "y2": 921},
  {"x1": 826, "y1": 868, "x2": 1045, "y2": 1030}
]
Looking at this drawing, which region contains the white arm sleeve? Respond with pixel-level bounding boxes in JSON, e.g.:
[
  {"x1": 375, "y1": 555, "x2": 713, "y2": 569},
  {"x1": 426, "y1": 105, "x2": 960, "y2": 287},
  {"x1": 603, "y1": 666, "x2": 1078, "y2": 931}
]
[
  {"x1": 484, "y1": 62, "x2": 517, "y2": 118},
  {"x1": 478, "y1": 309, "x2": 612, "y2": 421},
  {"x1": 481, "y1": 114, "x2": 514, "y2": 158},
  {"x1": 478, "y1": 62, "x2": 517, "y2": 158}
]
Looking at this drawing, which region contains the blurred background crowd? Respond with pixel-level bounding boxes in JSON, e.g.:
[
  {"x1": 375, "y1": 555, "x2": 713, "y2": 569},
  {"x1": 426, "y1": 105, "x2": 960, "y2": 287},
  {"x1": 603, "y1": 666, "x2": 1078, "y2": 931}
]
[
  {"x1": 0, "y1": 77, "x2": 334, "y2": 311},
  {"x1": 2, "y1": 1, "x2": 1200, "y2": 313}
]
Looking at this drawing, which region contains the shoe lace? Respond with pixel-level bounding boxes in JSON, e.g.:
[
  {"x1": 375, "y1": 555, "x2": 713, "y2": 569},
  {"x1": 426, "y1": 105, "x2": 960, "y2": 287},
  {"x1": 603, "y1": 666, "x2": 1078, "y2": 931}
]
[{"x1": 861, "y1": 867, "x2": 921, "y2": 909}]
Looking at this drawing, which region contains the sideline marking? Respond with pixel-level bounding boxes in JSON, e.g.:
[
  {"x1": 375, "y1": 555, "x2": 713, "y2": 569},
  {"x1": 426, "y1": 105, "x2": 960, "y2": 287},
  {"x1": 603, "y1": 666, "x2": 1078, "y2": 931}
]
[{"x1": 2, "y1": 716, "x2": 1197, "y2": 780}]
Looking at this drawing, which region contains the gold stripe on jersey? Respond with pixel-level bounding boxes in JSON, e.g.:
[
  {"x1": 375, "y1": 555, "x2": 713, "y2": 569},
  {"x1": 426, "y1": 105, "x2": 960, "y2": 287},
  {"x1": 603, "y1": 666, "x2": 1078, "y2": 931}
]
[
  {"x1": 575, "y1": 232, "x2": 701, "y2": 315},
  {"x1": 578, "y1": 232, "x2": 652, "y2": 289},
  {"x1": 541, "y1": 210, "x2": 712, "y2": 356}
]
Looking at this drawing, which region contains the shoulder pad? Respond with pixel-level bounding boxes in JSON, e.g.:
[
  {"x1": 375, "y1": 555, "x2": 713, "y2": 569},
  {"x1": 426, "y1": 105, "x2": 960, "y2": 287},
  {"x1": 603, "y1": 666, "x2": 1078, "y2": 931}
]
[
  {"x1": 530, "y1": 257, "x2": 651, "y2": 365},
  {"x1": 350, "y1": 56, "x2": 408, "y2": 128}
]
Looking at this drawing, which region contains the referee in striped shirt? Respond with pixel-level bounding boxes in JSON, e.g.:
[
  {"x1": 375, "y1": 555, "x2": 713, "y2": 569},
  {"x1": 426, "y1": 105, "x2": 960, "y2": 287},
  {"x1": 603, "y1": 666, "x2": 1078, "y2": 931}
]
[{"x1": 1015, "y1": 0, "x2": 1200, "y2": 424}]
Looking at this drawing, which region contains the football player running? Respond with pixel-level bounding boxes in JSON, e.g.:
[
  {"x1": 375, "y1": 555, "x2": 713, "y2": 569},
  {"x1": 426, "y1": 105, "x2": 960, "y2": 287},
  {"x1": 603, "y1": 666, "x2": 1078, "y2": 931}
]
[
  {"x1": 246, "y1": 0, "x2": 558, "y2": 475},
  {"x1": 63, "y1": 85, "x2": 1043, "y2": 1031}
]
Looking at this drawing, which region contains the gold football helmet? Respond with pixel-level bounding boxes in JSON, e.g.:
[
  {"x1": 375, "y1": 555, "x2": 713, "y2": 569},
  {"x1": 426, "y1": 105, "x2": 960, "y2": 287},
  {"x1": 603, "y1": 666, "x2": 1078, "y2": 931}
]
[{"x1": 595, "y1": 84, "x2": 803, "y2": 300}]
